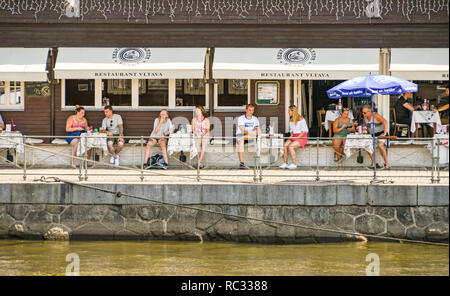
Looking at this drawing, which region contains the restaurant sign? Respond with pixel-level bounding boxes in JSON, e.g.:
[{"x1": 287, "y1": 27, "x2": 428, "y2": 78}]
[{"x1": 25, "y1": 82, "x2": 51, "y2": 97}]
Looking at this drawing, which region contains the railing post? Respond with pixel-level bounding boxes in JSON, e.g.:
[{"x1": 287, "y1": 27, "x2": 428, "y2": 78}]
[
  {"x1": 431, "y1": 137, "x2": 437, "y2": 184},
  {"x1": 23, "y1": 136, "x2": 27, "y2": 181},
  {"x1": 140, "y1": 136, "x2": 144, "y2": 182},
  {"x1": 84, "y1": 135, "x2": 88, "y2": 181},
  {"x1": 197, "y1": 135, "x2": 201, "y2": 182},
  {"x1": 78, "y1": 136, "x2": 83, "y2": 181},
  {"x1": 315, "y1": 136, "x2": 320, "y2": 181}
]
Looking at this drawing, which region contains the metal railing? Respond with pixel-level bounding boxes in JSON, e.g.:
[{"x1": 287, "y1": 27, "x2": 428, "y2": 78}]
[{"x1": 0, "y1": 133, "x2": 448, "y2": 183}]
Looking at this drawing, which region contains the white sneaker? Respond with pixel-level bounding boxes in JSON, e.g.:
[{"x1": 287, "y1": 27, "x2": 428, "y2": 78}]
[
  {"x1": 279, "y1": 163, "x2": 288, "y2": 169},
  {"x1": 114, "y1": 155, "x2": 120, "y2": 166},
  {"x1": 287, "y1": 164, "x2": 297, "y2": 170},
  {"x1": 110, "y1": 156, "x2": 115, "y2": 164}
]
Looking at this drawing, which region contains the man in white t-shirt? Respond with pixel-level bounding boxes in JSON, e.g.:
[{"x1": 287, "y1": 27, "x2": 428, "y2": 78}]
[
  {"x1": 101, "y1": 105, "x2": 124, "y2": 166},
  {"x1": 236, "y1": 104, "x2": 262, "y2": 169}
]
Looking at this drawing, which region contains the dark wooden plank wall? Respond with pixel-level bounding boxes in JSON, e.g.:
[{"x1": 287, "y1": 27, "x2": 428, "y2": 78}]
[
  {"x1": 0, "y1": 23, "x2": 448, "y2": 48},
  {"x1": 0, "y1": 96, "x2": 51, "y2": 137}
]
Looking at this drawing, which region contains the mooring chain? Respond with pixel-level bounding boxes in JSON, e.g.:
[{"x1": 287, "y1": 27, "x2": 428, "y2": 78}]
[{"x1": 32, "y1": 176, "x2": 450, "y2": 247}]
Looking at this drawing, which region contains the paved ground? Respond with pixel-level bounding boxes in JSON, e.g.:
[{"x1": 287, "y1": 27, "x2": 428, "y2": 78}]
[{"x1": 0, "y1": 167, "x2": 448, "y2": 185}]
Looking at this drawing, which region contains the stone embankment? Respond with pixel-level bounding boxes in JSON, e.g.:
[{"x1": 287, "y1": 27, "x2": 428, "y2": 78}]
[{"x1": 0, "y1": 183, "x2": 448, "y2": 243}]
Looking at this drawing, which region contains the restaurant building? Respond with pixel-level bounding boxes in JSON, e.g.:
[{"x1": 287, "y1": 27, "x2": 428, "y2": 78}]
[{"x1": 0, "y1": 0, "x2": 448, "y2": 139}]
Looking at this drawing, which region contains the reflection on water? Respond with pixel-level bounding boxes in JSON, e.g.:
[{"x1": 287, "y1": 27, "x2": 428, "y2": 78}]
[{"x1": 0, "y1": 240, "x2": 448, "y2": 276}]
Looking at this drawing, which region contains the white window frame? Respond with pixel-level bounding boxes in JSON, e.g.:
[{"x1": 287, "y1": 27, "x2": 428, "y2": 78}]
[
  {"x1": 61, "y1": 78, "x2": 209, "y2": 111},
  {"x1": 214, "y1": 79, "x2": 250, "y2": 111},
  {"x1": 0, "y1": 81, "x2": 25, "y2": 111}
]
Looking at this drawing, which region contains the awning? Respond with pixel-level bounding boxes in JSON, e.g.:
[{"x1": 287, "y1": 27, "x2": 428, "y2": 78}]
[
  {"x1": 390, "y1": 48, "x2": 449, "y2": 81},
  {"x1": 55, "y1": 48, "x2": 207, "y2": 79},
  {"x1": 0, "y1": 48, "x2": 49, "y2": 81},
  {"x1": 213, "y1": 48, "x2": 379, "y2": 80}
]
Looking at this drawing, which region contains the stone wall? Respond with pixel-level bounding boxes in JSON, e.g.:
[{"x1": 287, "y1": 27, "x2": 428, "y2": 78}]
[
  {"x1": 0, "y1": 182, "x2": 448, "y2": 243},
  {"x1": 0, "y1": 204, "x2": 448, "y2": 243}
]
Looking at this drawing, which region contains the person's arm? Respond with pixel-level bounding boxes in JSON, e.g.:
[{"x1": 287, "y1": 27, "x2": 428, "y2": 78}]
[
  {"x1": 347, "y1": 120, "x2": 355, "y2": 133},
  {"x1": 66, "y1": 116, "x2": 82, "y2": 132},
  {"x1": 203, "y1": 118, "x2": 210, "y2": 136},
  {"x1": 402, "y1": 101, "x2": 416, "y2": 112},
  {"x1": 375, "y1": 113, "x2": 388, "y2": 135},
  {"x1": 333, "y1": 119, "x2": 346, "y2": 133},
  {"x1": 433, "y1": 104, "x2": 449, "y2": 112}
]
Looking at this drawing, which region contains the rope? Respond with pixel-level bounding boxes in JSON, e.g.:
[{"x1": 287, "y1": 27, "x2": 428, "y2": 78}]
[{"x1": 35, "y1": 176, "x2": 449, "y2": 247}]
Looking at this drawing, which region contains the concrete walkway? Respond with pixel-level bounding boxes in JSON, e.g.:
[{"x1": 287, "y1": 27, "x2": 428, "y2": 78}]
[{"x1": 0, "y1": 168, "x2": 448, "y2": 185}]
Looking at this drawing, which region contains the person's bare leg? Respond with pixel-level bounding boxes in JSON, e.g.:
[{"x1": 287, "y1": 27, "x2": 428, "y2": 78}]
[
  {"x1": 283, "y1": 140, "x2": 292, "y2": 163},
  {"x1": 144, "y1": 139, "x2": 156, "y2": 164},
  {"x1": 339, "y1": 139, "x2": 346, "y2": 161},
  {"x1": 71, "y1": 139, "x2": 79, "y2": 167},
  {"x1": 288, "y1": 141, "x2": 300, "y2": 165},
  {"x1": 107, "y1": 141, "x2": 116, "y2": 158},
  {"x1": 238, "y1": 139, "x2": 245, "y2": 163},
  {"x1": 116, "y1": 140, "x2": 125, "y2": 154},
  {"x1": 333, "y1": 139, "x2": 341, "y2": 161},
  {"x1": 378, "y1": 143, "x2": 390, "y2": 168},
  {"x1": 198, "y1": 138, "x2": 208, "y2": 166},
  {"x1": 159, "y1": 139, "x2": 169, "y2": 164}
]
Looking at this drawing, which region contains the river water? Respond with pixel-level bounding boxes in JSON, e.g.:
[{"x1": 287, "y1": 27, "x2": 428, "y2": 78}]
[{"x1": 0, "y1": 239, "x2": 447, "y2": 276}]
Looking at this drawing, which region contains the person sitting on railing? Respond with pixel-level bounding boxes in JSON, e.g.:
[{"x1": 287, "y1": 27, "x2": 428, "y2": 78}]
[
  {"x1": 332, "y1": 108, "x2": 355, "y2": 162},
  {"x1": 101, "y1": 105, "x2": 124, "y2": 166},
  {"x1": 237, "y1": 104, "x2": 262, "y2": 169},
  {"x1": 143, "y1": 109, "x2": 173, "y2": 169},
  {"x1": 191, "y1": 105, "x2": 210, "y2": 169},
  {"x1": 362, "y1": 105, "x2": 390, "y2": 169},
  {"x1": 279, "y1": 105, "x2": 308, "y2": 170},
  {"x1": 65, "y1": 105, "x2": 90, "y2": 167}
]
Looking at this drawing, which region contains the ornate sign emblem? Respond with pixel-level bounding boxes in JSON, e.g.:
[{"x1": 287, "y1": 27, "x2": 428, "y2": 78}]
[
  {"x1": 112, "y1": 48, "x2": 151, "y2": 65},
  {"x1": 277, "y1": 48, "x2": 316, "y2": 65}
]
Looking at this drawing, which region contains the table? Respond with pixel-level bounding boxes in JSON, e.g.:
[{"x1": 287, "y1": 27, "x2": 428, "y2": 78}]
[
  {"x1": 343, "y1": 134, "x2": 373, "y2": 158},
  {"x1": 324, "y1": 110, "x2": 354, "y2": 137},
  {"x1": 167, "y1": 133, "x2": 198, "y2": 159},
  {"x1": 0, "y1": 131, "x2": 24, "y2": 153},
  {"x1": 410, "y1": 111, "x2": 442, "y2": 137},
  {"x1": 76, "y1": 133, "x2": 108, "y2": 156}
]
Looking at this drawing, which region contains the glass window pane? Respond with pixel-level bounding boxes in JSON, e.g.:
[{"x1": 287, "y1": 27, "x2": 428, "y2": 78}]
[
  {"x1": 175, "y1": 79, "x2": 206, "y2": 107},
  {"x1": 102, "y1": 79, "x2": 132, "y2": 106},
  {"x1": 218, "y1": 79, "x2": 248, "y2": 107},
  {"x1": 139, "y1": 79, "x2": 168, "y2": 106},
  {"x1": 65, "y1": 79, "x2": 95, "y2": 106},
  {"x1": 8, "y1": 81, "x2": 22, "y2": 105}
]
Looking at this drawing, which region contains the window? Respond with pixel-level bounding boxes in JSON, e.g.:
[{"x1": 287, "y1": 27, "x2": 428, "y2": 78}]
[
  {"x1": 102, "y1": 79, "x2": 134, "y2": 106},
  {"x1": 175, "y1": 79, "x2": 207, "y2": 107},
  {"x1": 0, "y1": 81, "x2": 24, "y2": 109},
  {"x1": 217, "y1": 79, "x2": 248, "y2": 107},
  {"x1": 65, "y1": 79, "x2": 95, "y2": 106},
  {"x1": 139, "y1": 79, "x2": 169, "y2": 106}
]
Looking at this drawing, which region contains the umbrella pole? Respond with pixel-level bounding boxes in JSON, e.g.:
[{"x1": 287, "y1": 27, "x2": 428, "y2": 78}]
[{"x1": 371, "y1": 95, "x2": 377, "y2": 181}]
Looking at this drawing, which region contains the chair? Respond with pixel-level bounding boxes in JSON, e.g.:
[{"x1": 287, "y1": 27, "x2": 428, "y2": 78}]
[
  {"x1": 392, "y1": 108, "x2": 411, "y2": 138},
  {"x1": 317, "y1": 109, "x2": 326, "y2": 138}
]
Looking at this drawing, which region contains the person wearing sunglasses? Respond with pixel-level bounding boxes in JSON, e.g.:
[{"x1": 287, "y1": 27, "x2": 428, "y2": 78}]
[
  {"x1": 362, "y1": 105, "x2": 390, "y2": 169},
  {"x1": 101, "y1": 105, "x2": 124, "y2": 166}
]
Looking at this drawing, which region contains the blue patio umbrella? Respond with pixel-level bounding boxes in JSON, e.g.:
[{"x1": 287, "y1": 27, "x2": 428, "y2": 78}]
[{"x1": 326, "y1": 74, "x2": 418, "y2": 181}]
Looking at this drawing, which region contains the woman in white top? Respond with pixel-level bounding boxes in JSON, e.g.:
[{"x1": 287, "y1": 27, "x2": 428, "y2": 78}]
[
  {"x1": 280, "y1": 105, "x2": 308, "y2": 169},
  {"x1": 144, "y1": 109, "x2": 173, "y2": 168}
]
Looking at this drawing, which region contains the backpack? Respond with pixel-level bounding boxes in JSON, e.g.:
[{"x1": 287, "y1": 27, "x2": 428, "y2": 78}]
[{"x1": 150, "y1": 154, "x2": 165, "y2": 168}]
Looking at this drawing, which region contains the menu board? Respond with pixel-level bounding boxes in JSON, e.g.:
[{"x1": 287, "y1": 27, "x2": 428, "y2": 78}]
[
  {"x1": 256, "y1": 81, "x2": 279, "y2": 105},
  {"x1": 25, "y1": 82, "x2": 51, "y2": 97}
]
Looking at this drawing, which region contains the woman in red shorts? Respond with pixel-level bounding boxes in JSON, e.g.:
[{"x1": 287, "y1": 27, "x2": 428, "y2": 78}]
[{"x1": 280, "y1": 105, "x2": 309, "y2": 170}]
